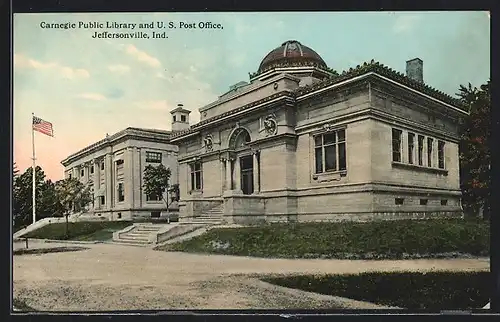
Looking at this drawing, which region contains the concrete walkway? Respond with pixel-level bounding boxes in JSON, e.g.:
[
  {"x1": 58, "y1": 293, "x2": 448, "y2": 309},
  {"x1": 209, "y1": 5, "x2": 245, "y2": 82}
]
[{"x1": 13, "y1": 241, "x2": 490, "y2": 311}]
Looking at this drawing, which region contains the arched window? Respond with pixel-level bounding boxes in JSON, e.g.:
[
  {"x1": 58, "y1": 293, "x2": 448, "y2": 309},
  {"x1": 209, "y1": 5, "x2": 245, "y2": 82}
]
[{"x1": 229, "y1": 128, "x2": 251, "y2": 150}]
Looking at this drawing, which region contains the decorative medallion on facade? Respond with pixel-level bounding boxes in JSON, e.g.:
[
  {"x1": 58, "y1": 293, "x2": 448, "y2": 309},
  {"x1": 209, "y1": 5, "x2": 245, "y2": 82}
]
[
  {"x1": 322, "y1": 123, "x2": 336, "y2": 132},
  {"x1": 263, "y1": 114, "x2": 278, "y2": 136},
  {"x1": 203, "y1": 135, "x2": 214, "y2": 152}
]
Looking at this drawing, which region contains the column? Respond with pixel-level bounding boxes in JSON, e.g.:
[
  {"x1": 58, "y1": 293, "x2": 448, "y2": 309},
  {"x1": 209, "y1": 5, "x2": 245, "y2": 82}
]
[
  {"x1": 234, "y1": 157, "x2": 241, "y2": 191},
  {"x1": 125, "y1": 148, "x2": 134, "y2": 208},
  {"x1": 106, "y1": 154, "x2": 113, "y2": 209},
  {"x1": 94, "y1": 159, "x2": 100, "y2": 210},
  {"x1": 225, "y1": 159, "x2": 232, "y2": 190},
  {"x1": 220, "y1": 158, "x2": 226, "y2": 193},
  {"x1": 133, "y1": 148, "x2": 142, "y2": 208},
  {"x1": 253, "y1": 152, "x2": 260, "y2": 193}
]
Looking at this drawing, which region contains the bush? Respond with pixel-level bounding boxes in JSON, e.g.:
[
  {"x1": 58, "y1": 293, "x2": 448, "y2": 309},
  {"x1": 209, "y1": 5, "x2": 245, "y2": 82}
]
[
  {"x1": 24, "y1": 221, "x2": 132, "y2": 241},
  {"x1": 162, "y1": 219, "x2": 489, "y2": 259},
  {"x1": 262, "y1": 271, "x2": 490, "y2": 310}
]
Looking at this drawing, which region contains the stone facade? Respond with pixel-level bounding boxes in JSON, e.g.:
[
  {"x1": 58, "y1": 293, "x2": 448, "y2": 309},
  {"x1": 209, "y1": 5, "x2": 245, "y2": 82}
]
[
  {"x1": 170, "y1": 40, "x2": 468, "y2": 224},
  {"x1": 61, "y1": 128, "x2": 179, "y2": 221}
]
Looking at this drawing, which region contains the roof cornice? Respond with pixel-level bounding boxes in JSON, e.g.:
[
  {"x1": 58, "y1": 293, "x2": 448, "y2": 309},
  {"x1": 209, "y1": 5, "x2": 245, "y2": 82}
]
[{"x1": 61, "y1": 127, "x2": 171, "y2": 166}]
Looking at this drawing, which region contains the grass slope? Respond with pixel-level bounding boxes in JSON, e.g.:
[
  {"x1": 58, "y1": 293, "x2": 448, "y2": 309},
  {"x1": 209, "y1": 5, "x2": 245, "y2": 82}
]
[
  {"x1": 159, "y1": 219, "x2": 489, "y2": 259},
  {"x1": 24, "y1": 221, "x2": 132, "y2": 241},
  {"x1": 262, "y1": 271, "x2": 490, "y2": 310}
]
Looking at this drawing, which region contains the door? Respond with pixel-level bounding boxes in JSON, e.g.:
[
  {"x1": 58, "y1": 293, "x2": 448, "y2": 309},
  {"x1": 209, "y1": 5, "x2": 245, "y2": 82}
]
[{"x1": 240, "y1": 155, "x2": 254, "y2": 195}]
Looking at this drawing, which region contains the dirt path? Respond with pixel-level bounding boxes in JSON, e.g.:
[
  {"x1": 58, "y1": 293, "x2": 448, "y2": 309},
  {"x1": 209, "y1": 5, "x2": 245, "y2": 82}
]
[{"x1": 13, "y1": 241, "x2": 490, "y2": 311}]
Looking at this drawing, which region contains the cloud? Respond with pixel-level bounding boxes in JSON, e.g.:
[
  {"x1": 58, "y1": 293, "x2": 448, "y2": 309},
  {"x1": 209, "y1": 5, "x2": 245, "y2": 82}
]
[
  {"x1": 14, "y1": 54, "x2": 90, "y2": 79},
  {"x1": 105, "y1": 88, "x2": 125, "y2": 99},
  {"x1": 392, "y1": 14, "x2": 421, "y2": 34},
  {"x1": 77, "y1": 93, "x2": 107, "y2": 101},
  {"x1": 124, "y1": 44, "x2": 161, "y2": 67},
  {"x1": 107, "y1": 64, "x2": 131, "y2": 73}
]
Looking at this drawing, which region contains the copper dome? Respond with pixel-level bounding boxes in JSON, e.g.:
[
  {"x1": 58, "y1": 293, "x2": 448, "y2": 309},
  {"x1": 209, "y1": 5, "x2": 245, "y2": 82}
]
[{"x1": 257, "y1": 40, "x2": 328, "y2": 74}]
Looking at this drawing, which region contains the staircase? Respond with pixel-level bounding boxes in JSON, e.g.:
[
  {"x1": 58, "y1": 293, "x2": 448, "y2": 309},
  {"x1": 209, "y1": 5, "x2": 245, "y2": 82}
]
[
  {"x1": 113, "y1": 224, "x2": 165, "y2": 246},
  {"x1": 192, "y1": 204, "x2": 224, "y2": 224}
]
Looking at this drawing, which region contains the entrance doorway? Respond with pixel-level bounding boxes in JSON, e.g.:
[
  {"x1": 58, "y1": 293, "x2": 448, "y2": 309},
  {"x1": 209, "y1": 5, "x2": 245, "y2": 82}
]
[{"x1": 240, "y1": 155, "x2": 254, "y2": 195}]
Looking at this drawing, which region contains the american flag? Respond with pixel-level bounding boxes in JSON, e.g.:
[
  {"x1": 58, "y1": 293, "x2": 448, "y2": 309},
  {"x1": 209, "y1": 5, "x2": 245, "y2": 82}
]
[{"x1": 32, "y1": 116, "x2": 54, "y2": 137}]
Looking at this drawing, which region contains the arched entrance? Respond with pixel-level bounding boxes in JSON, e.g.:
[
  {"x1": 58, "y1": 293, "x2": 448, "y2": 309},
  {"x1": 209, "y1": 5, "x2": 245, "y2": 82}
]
[{"x1": 227, "y1": 128, "x2": 257, "y2": 195}]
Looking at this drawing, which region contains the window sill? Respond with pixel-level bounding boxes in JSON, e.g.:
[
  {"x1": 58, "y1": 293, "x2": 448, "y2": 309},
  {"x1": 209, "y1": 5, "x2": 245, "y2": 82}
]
[
  {"x1": 392, "y1": 161, "x2": 448, "y2": 175},
  {"x1": 312, "y1": 170, "x2": 347, "y2": 183},
  {"x1": 189, "y1": 190, "x2": 203, "y2": 195}
]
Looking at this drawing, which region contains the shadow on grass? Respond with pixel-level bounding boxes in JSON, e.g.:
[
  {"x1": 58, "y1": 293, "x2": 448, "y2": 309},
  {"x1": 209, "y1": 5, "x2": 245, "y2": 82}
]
[
  {"x1": 261, "y1": 271, "x2": 490, "y2": 310},
  {"x1": 13, "y1": 246, "x2": 88, "y2": 256},
  {"x1": 13, "y1": 299, "x2": 37, "y2": 312}
]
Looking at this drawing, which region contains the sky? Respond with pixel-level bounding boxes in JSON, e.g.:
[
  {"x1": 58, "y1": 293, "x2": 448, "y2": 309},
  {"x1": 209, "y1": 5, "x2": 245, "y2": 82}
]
[{"x1": 13, "y1": 11, "x2": 490, "y2": 181}]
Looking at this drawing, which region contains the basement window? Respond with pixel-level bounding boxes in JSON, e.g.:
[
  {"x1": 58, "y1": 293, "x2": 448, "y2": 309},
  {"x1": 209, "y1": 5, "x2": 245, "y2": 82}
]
[
  {"x1": 441, "y1": 199, "x2": 448, "y2": 206},
  {"x1": 117, "y1": 213, "x2": 122, "y2": 219},
  {"x1": 395, "y1": 198, "x2": 404, "y2": 205},
  {"x1": 420, "y1": 199, "x2": 428, "y2": 205}
]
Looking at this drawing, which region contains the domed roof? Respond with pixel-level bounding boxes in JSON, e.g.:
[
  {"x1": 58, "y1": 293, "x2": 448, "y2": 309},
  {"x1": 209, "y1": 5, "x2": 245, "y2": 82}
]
[{"x1": 257, "y1": 40, "x2": 328, "y2": 74}]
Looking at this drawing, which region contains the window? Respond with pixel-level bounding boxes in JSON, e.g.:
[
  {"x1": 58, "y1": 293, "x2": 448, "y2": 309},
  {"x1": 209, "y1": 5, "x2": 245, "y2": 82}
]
[
  {"x1": 173, "y1": 115, "x2": 177, "y2": 122},
  {"x1": 190, "y1": 161, "x2": 203, "y2": 191},
  {"x1": 441, "y1": 199, "x2": 448, "y2": 206},
  {"x1": 81, "y1": 169, "x2": 84, "y2": 177},
  {"x1": 101, "y1": 162, "x2": 105, "y2": 170},
  {"x1": 146, "y1": 193, "x2": 162, "y2": 201},
  {"x1": 417, "y1": 135, "x2": 424, "y2": 166},
  {"x1": 90, "y1": 166, "x2": 94, "y2": 174},
  {"x1": 392, "y1": 129, "x2": 402, "y2": 162},
  {"x1": 117, "y1": 183, "x2": 124, "y2": 202},
  {"x1": 100, "y1": 196, "x2": 105, "y2": 205},
  {"x1": 68, "y1": 174, "x2": 72, "y2": 179},
  {"x1": 427, "y1": 138, "x2": 433, "y2": 167},
  {"x1": 408, "y1": 133, "x2": 415, "y2": 164},
  {"x1": 420, "y1": 199, "x2": 428, "y2": 205},
  {"x1": 314, "y1": 129, "x2": 346, "y2": 174},
  {"x1": 181, "y1": 115, "x2": 187, "y2": 122},
  {"x1": 395, "y1": 198, "x2": 404, "y2": 205},
  {"x1": 145, "y1": 151, "x2": 162, "y2": 163},
  {"x1": 438, "y1": 140, "x2": 445, "y2": 169},
  {"x1": 116, "y1": 159, "x2": 124, "y2": 166}
]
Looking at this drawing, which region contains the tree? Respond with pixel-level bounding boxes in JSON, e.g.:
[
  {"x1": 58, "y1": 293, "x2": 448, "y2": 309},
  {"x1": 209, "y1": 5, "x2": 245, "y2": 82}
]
[
  {"x1": 54, "y1": 177, "x2": 93, "y2": 237},
  {"x1": 143, "y1": 164, "x2": 173, "y2": 223},
  {"x1": 13, "y1": 166, "x2": 49, "y2": 229},
  {"x1": 457, "y1": 80, "x2": 491, "y2": 219}
]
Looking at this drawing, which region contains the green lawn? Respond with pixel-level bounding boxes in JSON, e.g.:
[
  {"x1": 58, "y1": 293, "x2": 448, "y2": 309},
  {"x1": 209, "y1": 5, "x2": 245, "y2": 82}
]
[
  {"x1": 23, "y1": 221, "x2": 132, "y2": 241},
  {"x1": 158, "y1": 219, "x2": 489, "y2": 259},
  {"x1": 261, "y1": 271, "x2": 490, "y2": 310}
]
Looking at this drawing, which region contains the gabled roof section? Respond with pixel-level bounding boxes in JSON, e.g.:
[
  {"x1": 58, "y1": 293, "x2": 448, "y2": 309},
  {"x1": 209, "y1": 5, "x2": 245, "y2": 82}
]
[{"x1": 295, "y1": 59, "x2": 468, "y2": 111}]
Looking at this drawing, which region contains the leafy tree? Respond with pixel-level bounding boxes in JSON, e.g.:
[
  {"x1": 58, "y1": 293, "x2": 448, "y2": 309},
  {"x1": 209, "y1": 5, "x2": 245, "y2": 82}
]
[
  {"x1": 13, "y1": 166, "x2": 49, "y2": 229},
  {"x1": 54, "y1": 177, "x2": 93, "y2": 237},
  {"x1": 143, "y1": 164, "x2": 173, "y2": 223},
  {"x1": 13, "y1": 162, "x2": 19, "y2": 180},
  {"x1": 457, "y1": 80, "x2": 491, "y2": 219}
]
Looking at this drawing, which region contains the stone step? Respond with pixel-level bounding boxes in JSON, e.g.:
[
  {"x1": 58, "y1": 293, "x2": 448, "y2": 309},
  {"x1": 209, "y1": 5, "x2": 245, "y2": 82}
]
[
  {"x1": 113, "y1": 238, "x2": 151, "y2": 245},
  {"x1": 117, "y1": 235, "x2": 151, "y2": 242},
  {"x1": 119, "y1": 234, "x2": 150, "y2": 241},
  {"x1": 134, "y1": 228, "x2": 162, "y2": 233},
  {"x1": 123, "y1": 232, "x2": 152, "y2": 238}
]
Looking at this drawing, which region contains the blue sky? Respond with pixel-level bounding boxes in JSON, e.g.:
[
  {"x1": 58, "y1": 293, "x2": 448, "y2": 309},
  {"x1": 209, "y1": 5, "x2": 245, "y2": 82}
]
[{"x1": 13, "y1": 11, "x2": 490, "y2": 180}]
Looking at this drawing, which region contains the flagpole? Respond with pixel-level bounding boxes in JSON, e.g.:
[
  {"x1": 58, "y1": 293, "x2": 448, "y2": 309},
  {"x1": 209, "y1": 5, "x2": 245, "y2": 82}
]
[{"x1": 32, "y1": 112, "x2": 36, "y2": 225}]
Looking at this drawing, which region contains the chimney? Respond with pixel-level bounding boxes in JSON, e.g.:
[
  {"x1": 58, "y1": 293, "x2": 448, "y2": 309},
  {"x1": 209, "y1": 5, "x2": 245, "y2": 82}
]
[
  {"x1": 170, "y1": 103, "x2": 191, "y2": 132},
  {"x1": 406, "y1": 58, "x2": 423, "y2": 83}
]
